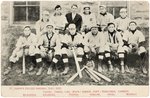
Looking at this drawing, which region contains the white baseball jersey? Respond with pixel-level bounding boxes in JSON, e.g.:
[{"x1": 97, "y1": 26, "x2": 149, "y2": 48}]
[
  {"x1": 104, "y1": 31, "x2": 123, "y2": 46},
  {"x1": 37, "y1": 32, "x2": 57, "y2": 48},
  {"x1": 50, "y1": 33, "x2": 67, "y2": 49},
  {"x1": 81, "y1": 13, "x2": 96, "y2": 28},
  {"x1": 16, "y1": 33, "x2": 37, "y2": 48},
  {"x1": 51, "y1": 14, "x2": 67, "y2": 28},
  {"x1": 97, "y1": 12, "x2": 114, "y2": 30},
  {"x1": 63, "y1": 33, "x2": 84, "y2": 47},
  {"x1": 83, "y1": 32, "x2": 105, "y2": 48},
  {"x1": 115, "y1": 17, "x2": 130, "y2": 32},
  {"x1": 35, "y1": 19, "x2": 53, "y2": 36},
  {"x1": 123, "y1": 30, "x2": 145, "y2": 45}
]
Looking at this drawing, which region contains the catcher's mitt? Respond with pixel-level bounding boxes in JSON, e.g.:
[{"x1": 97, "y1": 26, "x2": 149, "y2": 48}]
[{"x1": 86, "y1": 60, "x2": 95, "y2": 69}]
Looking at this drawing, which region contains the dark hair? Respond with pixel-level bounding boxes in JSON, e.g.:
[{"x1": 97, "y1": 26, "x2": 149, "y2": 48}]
[
  {"x1": 55, "y1": 5, "x2": 61, "y2": 10},
  {"x1": 107, "y1": 22, "x2": 115, "y2": 27},
  {"x1": 71, "y1": 4, "x2": 78, "y2": 8},
  {"x1": 24, "y1": 26, "x2": 31, "y2": 30},
  {"x1": 83, "y1": 7, "x2": 90, "y2": 10},
  {"x1": 129, "y1": 21, "x2": 137, "y2": 25}
]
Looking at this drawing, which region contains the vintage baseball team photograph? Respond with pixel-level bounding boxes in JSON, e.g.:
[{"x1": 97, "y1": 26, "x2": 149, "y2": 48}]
[{"x1": 1, "y1": 0, "x2": 149, "y2": 86}]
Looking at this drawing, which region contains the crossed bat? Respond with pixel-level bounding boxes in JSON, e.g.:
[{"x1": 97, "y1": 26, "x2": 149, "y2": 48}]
[
  {"x1": 22, "y1": 46, "x2": 111, "y2": 83},
  {"x1": 67, "y1": 47, "x2": 111, "y2": 83}
]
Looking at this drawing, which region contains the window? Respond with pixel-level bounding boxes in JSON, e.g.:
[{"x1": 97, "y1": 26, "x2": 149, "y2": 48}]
[
  {"x1": 107, "y1": 7, "x2": 126, "y2": 18},
  {"x1": 100, "y1": 1, "x2": 127, "y2": 18},
  {"x1": 13, "y1": 1, "x2": 40, "y2": 23}
]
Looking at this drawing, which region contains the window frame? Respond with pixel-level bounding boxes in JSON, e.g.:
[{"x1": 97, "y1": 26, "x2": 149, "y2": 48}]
[
  {"x1": 107, "y1": 6, "x2": 128, "y2": 18},
  {"x1": 98, "y1": 1, "x2": 129, "y2": 19},
  {"x1": 10, "y1": 1, "x2": 41, "y2": 25}
]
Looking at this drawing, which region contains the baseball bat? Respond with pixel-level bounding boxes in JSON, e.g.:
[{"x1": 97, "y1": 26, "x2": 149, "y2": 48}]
[
  {"x1": 85, "y1": 68, "x2": 98, "y2": 83},
  {"x1": 72, "y1": 47, "x2": 82, "y2": 78},
  {"x1": 85, "y1": 67, "x2": 101, "y2": 82},
  {"x1": 22, "y1": 48, "x2": 25, "y2": 74},
  {"x1": 89, "y1": 69, "x2": 111, "y2": 82},
  {"x1": 67, "y1": 66, "x2": 86, "y2": 83}
]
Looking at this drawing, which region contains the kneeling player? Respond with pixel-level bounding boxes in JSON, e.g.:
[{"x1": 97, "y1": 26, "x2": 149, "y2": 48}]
[
  {"x1": 104, "y1": 22, "x2": 127, "y2": 73},
  {"x1": 123, "y1": 21, "x2": 148, "y2": 74},
  {"x1": 84, "y1": 25, "x2": 105, "y2": 72},
  {"x1": 4, "y1": 26, "x2": 37, "y2": 75}
]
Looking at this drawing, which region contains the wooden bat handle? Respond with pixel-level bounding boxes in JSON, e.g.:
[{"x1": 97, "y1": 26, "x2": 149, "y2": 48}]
[
  {"x1": 22, "y1": 48, "x2": 25, "y2": 74},
  {"x1": 90, "y1": 69, "x2": 111, "y2": 82},
  {"x1": 85, "y1": 69, "x2": 98, "y2": 83},
  {"x1": 86, "y1": 67, "x2": 101, "y2": 81},
  {"x1": 72, "y1": 47, "x2": 82, "y2": 78},
  {"x1": 67, "y1": 66, "x2": 85, "y2": 83}
]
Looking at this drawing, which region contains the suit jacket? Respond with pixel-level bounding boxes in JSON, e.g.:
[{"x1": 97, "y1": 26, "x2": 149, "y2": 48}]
[{"x1": 65, "y1": 13, "x2": 82, "y2": 31}]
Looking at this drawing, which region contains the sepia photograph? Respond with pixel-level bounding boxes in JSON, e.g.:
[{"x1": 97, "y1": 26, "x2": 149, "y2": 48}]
[{"x1": 1, "y1": 0, "x2": 149, "y2": 96}]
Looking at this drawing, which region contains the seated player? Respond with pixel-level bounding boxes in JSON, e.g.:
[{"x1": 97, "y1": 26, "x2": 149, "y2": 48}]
[
  {"x1": 35, "y1": 24, "x2": 57, "y2": 75},
  {"x1": 4, "y1": 26, "x2": 37, "y2": 75},
  {"x1": 46, "y1": 24, "x2": 69, "y2": 75},
  {"x1": 60, "y1": 23, "x2": 84, "y2": 75},
  {"x1": 83, "y1": 25, "x2": 105, "y2": 72},
  {"x1": 104, "y1": 22, "x2": 127, "y2": 73},
  {"x1": 123, "y1": 21, "x2": 148, "y2": 74}
]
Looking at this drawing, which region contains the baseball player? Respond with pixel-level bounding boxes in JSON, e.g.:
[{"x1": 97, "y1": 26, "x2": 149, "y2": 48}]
[
  {"x1": 97, "y1": 5, "x2": 114, "y2": 31},
  {"x1": 115, "y1": 8, "x2": 130, "y2": 36},
  {"x1": 4, "y1": 26, "x2": 37, "y2": 75},
  {"x1": 123, "y1": 21, "x2": 147, "y2": 74},
  {"x1": 60, "y1": 23, "x2": 84, "y2": 75},
  {"x1": 83, "y1": 25, "x2": 105, "y2": 72},
  {"x1": 35, "y1": 10, "x2": 53, "y2": 40},
  {"x1": 81, "y1": 6, "x2": 96, "y2": 34},
  {"x1": 51, "y1": 5, "x2": 67, "y2": 33},
  {"x1": 46, "y1": 23, "x2": 70, "y2": 75},
  {"x1": 104, "y1": 22, "x2": 126, "y2": 73},
  {"x1": 35, "y1": 24, "x2": 58, "y2": 75},
  {"x1": 65, "y1": 4, "x2": 82, "y2": 32}
]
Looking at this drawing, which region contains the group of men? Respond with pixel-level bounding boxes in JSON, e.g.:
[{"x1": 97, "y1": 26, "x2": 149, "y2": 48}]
[{"x1": 4, "y1": 4, "x2": 148, "y2": 76}]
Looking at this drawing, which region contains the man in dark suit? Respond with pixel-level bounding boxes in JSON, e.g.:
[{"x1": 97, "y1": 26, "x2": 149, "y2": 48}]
[{"x1": 65, "y1": 4, "x2": 82, "y2": 32}]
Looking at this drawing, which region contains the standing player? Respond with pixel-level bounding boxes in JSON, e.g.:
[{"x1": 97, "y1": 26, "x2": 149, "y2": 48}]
[
  {"x1": 97, "y1": 5, "x2": 114, "y2": 31},
  {"x1": 84, "y1": 25, "x2": 105, "y2": 72},
  {"x1": 4, "y1": 26, "x2": 37, "y2": 75},
  {"x1": 60, "y1": 24, "x2": 84, "y2": 75},
  {"x1": 65, "y1": 4, "x2": 82, "y2": 32},
  {"x1": 51, "y1": 5, "x2": 67, "y2": 33},
  {"x1": 81, "y1": 6, "x2": 96, "y2": 34},
  {"x1": 104, "y1": 23, "x2": 127, "y2": 73},
  {"x1": 123, "y1": 21, "x2": 147, "y2": 74},
  {"x1": 35, "y1": 10, "x2": 53, "y2": 40},
  {"x1": 115, "y1": 8, "x2": 130, "y2": 36}
]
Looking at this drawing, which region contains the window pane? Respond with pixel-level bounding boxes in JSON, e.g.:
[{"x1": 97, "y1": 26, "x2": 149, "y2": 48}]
[
  {"x1": 14, "y1": 7, "x2": 26, "y2": 21},
  {"x1": 114, "y1": 7, "x2": 122, "y2": 18},
  {"x1": 100, "y1": 1, "x2": 127, "y2": 7},
  {"x1": 28, "y1": 6, "x2": 40, "y2": 21},
  {"x1": 27, "y1": 1, "x2": 40, "y2": 5},
  {"x1": 14, "y1": 1, "x2": 26, "y2": 5},
  {"x1": 107, "y1": 7, "x2": 113, "y2": 15}
]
